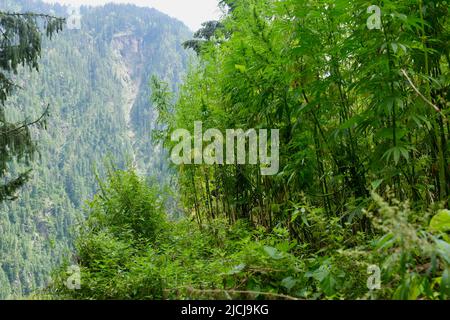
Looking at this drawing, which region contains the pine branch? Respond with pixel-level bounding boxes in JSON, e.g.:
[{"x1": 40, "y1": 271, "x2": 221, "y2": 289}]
[{"x1": 0, "y1": 105, "x2": 49, "y2": 135}]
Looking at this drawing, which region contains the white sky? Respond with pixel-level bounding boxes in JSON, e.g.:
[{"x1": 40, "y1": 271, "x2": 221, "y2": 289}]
[{"x1": 42, "y1": 0, "x2": 222, "y2": 31}]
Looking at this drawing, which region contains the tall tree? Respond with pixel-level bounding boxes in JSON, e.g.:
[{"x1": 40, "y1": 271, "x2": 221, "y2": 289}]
[
  {"x1": 0, "y1": 11, "x2": 64, "y2": 202},
  {"x1": 182, "y1": 20, "x2": 224, "y2": 54}
]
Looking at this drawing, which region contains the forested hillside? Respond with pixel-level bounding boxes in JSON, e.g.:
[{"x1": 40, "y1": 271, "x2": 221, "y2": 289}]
[
  {"x1": 48, "y1": 0, "x2": 450, "y2": 300},
  {"x1": 1, "y1": 0, "x2": 450, "y2": 301},
  {"x1": 0, "y1": 0, "x2": 190, "y2": 298}
]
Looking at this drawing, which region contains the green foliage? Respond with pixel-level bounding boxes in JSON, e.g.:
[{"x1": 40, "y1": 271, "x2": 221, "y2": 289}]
[
  {"x1": 49, "y1": 170, "x2": 167, "y2": 299},
  {"x1": 146, "y1": 0, "x2": 450, "y2": 300},
  {"x1": 46, "y1": 170, "x2": 449, "y2": 300},
  {"x1": 4, "y1": 0, "x2": 450, "y2": 301},
  {"x1": 0, "y1": 0, "x2": 190, "y2": 298},
  {"x1": 0, "y1": 11, "x2": 64, "y2": 103},
  {"x1": 430, "y1": 210, "x2": 450, "y2": 234},
  {"x1": 0, "y1": 9, "x2": 64, "y2": 202},
  {"x1": 367, "y1": 192, "x2": 450, "y2": 299},
  {"x1": 87, "y1": 169, "x2": 167, "y2": 243},
  {"x1": 182, "y1": 21, "x2": 225, "y2": 54},
  {"x1": 156, "y1": 0, "x2": 450, "y2": 234}
]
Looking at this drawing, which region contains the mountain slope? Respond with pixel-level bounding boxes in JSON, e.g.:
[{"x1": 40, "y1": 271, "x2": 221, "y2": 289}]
[{"x1": 0, "y1": 0, "x2": 191, "y2": 298}]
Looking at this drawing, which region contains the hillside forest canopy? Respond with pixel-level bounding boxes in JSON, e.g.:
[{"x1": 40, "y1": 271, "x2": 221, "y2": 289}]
[{"x1": 1, "y1": 0, "x2": 450, "y2": 300}]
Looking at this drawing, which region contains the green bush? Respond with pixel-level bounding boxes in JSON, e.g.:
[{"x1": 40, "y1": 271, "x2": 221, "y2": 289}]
[{"x1": 87, "y1": 170, "x2": 167, "y2": 244}]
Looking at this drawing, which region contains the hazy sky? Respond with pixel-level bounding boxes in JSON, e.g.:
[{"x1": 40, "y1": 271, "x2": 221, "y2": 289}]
[{"x1": 42, "y1": 0, "x2": 223, "y2": 31}]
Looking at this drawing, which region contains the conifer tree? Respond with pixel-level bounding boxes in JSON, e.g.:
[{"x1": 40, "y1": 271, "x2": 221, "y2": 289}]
[{"x1": 0, "y1": 11, "x2": 64, "y2": 202}]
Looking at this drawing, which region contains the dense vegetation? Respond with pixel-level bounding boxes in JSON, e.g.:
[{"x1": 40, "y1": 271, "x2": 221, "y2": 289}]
[
  {"x1": 45, "y1": 168, "x2": 449, "y2": 300},
  {"x1": 47, "y1": 0, "x2": 450, "y2": 300},
  {"x1": 0, "y1": 0, "x2": 190, "y2": 298},
  {"x1": 0, "y1": 3, "x2": 65, "y2": 298}
]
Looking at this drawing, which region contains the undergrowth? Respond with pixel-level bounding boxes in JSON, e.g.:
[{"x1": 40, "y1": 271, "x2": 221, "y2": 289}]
[{"x1": 45, "y1": 170, "x2": 450, "y2": 300}]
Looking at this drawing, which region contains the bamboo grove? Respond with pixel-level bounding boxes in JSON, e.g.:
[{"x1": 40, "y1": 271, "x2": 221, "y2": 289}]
[{"x1": 153, "y1": 0, "x2": 450, "y2": 235}]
